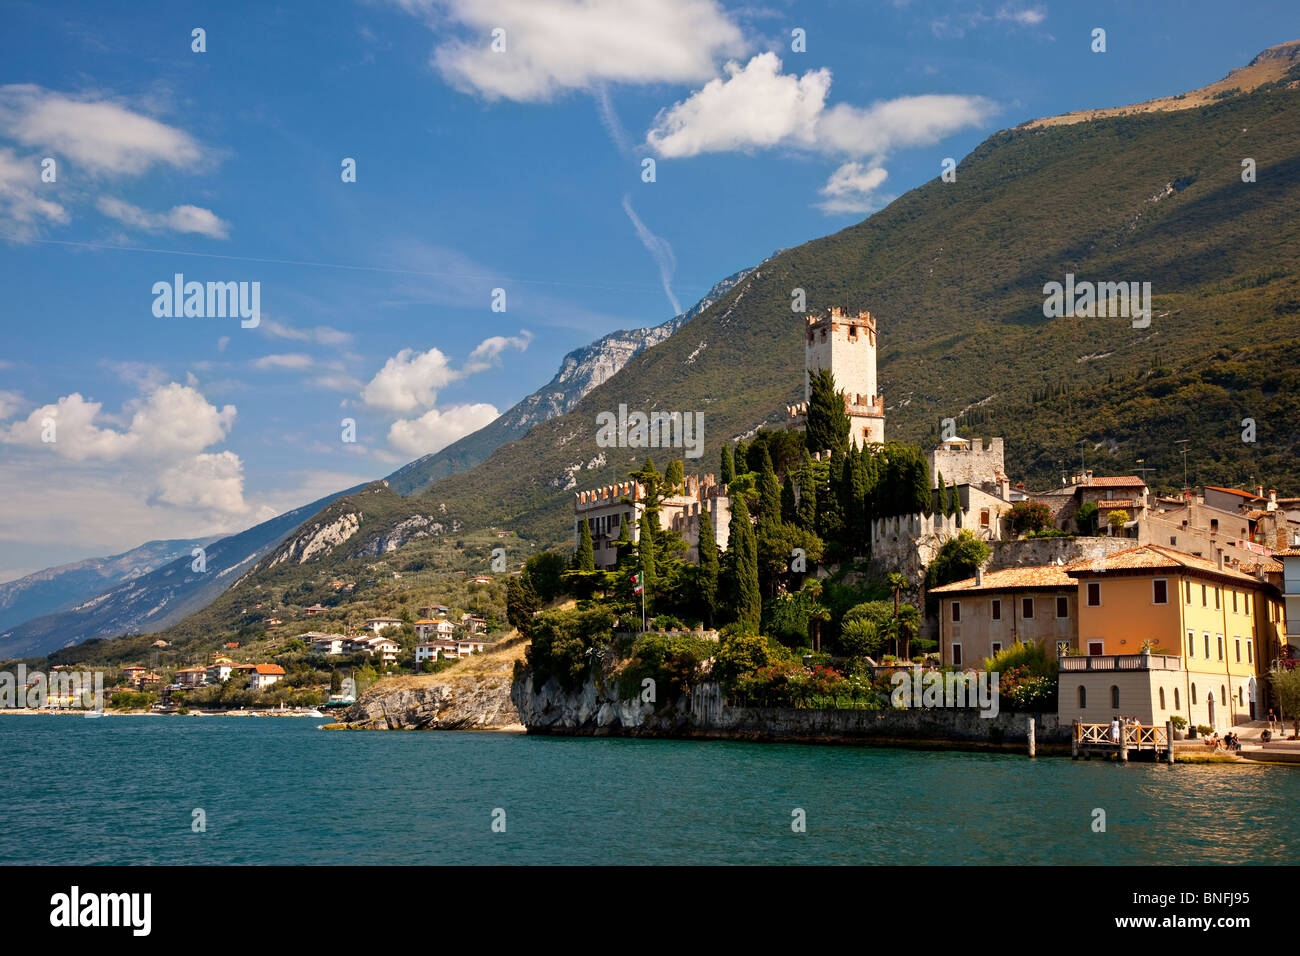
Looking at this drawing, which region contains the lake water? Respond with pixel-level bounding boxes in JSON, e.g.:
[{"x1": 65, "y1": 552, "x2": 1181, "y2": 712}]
[{"x1": 3, "y1": 716, "x2": 1295, "y2": 865}]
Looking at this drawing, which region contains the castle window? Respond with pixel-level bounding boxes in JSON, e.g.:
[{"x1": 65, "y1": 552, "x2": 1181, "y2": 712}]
[
  {"x1": 991, "y1": 599, "x2": 1001, "y2": 621},
  {"x1": 980, "y1": 509, "x2": 990, "y2": 526}
]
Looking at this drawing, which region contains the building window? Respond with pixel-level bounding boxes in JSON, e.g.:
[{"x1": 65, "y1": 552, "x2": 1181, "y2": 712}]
[
  {"x1": 951, "y1": 601, "x2": 961, "y2": 622},
  {"x1": 1088, "y1": 640, "x2": 1104, "y2": 655},
  {"x1": 1217, "y1": 635, "x2": 1224, "y2": 661},
  {"x1": 1185, "y1": 581, "x2": 1192, "y2": 604},
  {"x1": 1247, "y1": 640, "x2": 1253, "y2": 664},
  {"x1": 1232, "y1": 591, "x2": 1238, "y2": 613},
  {"x1": 1245, "y1": 594, "x2": 1251, "y2": 615},
  {"x1": 1022, "y1": 597, "x2": 1034, "y2": 619},
  {"x1": 1215, "y1": 587, "x2": 1221, "y2": 610},
  {"x1": 1235, "y1": 638, "x2": 1241, "y2": 663},
  {"x1": 1221, "y1": 685, "x2": 1227, "y2": 708},
  {"x1": 1153, "y1": 579, "x2": 1168, "y2": 604},
  {"x1": 1174, "y1": 688, "x2": 1180, "y2": 709},
  {"x1": 1078, "y1": 686, "x2": 1086, "y2": 708},
  {"x1": 1159, "y1": 688, "x2": 1166, "y2": 709},
  {"x1": 1191, "y1": 683, "x2": 1197, "y2": 705},
  {"x1": 1204, "y1": 633, "x2": 1211, "y2": 659},
  {"x1": 1238, "y1": 686, "x2": 1244, "y2": 706},
  {"x1": 1187, "y1": 630, "x2": 1195, "y2": 658},
  {"x1": 1087, "y1": 582, "x2": 1101, "y2": 606},
  {"x1": 1111, "y1": 685, "x2": 1120, "y2": 709},
  {"x1": 991, "y1": 599, "x2": 1001, "y2": 621},
  {"x1": 1057, "y1": 595, "x2": 1069, "y2": 618},
  {"x1": 951, "y1": 643, "x2": 962, "y2": 666},
  {"x1": 1201, "y1": 584, "x2": 1207, "y2": 607},
  {"x1": 980, "y1": 508, "x2": 990, "y2": 526},
  {"x1": 991, "y1": 642, "x2": 1002, "y2": 654}
]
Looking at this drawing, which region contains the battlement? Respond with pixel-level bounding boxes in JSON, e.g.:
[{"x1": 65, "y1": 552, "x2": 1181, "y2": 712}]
[
  {"x1": 575, "y1": 480, "x2": 644, "y2": 509},
  {"x1": 806, "y1": 307, "x2": 876, "y2": 342}
]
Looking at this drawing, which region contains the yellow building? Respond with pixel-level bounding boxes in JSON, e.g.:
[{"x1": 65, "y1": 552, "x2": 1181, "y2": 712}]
[
  {"x1": 1063, "y1": 545, "x2": 1283, "y2": 729},
  {"x1": 930, "y1": 565, "x2": 1079, "y2": 668}
]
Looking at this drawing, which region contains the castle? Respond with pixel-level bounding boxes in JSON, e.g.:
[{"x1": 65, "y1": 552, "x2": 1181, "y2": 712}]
[
  {"x1": 574, "y1": 474, "x2": 730, "y2": 571},
  {"x1": 786, "y1": 307, "x2": 886, "y2": 448}
]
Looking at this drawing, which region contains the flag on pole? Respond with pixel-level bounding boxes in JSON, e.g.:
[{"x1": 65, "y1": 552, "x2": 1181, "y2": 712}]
[{"x1": 631, "y1": 572, "x2": 643, "y2": 595}]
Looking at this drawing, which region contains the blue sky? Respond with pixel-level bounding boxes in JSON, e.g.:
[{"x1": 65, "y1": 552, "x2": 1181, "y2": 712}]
[{"x1": 0, "y1": 0, "x2": 1297, "y2": 579}]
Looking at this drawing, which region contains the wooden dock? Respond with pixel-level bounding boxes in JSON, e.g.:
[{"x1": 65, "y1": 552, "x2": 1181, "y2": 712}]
[{"x1": 1071, "y1": 719, "x2": 1174, "y2": 763}]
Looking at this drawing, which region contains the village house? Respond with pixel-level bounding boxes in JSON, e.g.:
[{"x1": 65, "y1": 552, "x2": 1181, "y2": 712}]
[
  {"x1": 361, "y1": 616, "x2": 403, "y2": 636},
  {"x1": 345, "y1": 634, "x2": 400, "y2": 663},
  {"x1": 305, "y1": 633, "x2": 347, "y2": 656},
  {"x1": 930, "y1": 564, "x2": 1080, "y2": 667},
  {"x1": 417, "y1": 636, "x2": 492, "y2": 663},
  {"x1": 415, "y1": 618, "x2": 455, "y2": 641},
  {"x1": 175, "y1": 667, "x2": 207, "y2": 688},
  {"x1": 1057, "y1": 544, "x2": 1284, "y2": 730},
  {"x1": 247, "y1": 663, "x2": 286, "y2": 691},
  {"x1": 303, "y1": 604, "x2": 328, "y2": 616},
  {"x1": 205, "y1": 656, "x2": 238, "y2": 683}
]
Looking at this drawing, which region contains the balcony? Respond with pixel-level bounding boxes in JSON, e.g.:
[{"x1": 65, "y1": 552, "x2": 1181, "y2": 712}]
[{"x1": 1059, "y1": 653, "x2": 1182, "y2": 672}]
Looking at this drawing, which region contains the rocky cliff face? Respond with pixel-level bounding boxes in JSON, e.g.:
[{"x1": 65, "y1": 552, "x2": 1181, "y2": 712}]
[{"x1": 343, "y1": 676, "x2": 519, "y2": 730}]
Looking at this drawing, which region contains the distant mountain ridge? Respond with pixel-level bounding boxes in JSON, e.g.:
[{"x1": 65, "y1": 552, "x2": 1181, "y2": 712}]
[
  {"x1": 0, "y1": 536, "x2": 217, "y2": 635},
  {"x1": 384, "y1": 266, "x2": 754, "y2": 495},
  {"x1": 0, "y1": 485, "x2": 364, "y2": 659}
]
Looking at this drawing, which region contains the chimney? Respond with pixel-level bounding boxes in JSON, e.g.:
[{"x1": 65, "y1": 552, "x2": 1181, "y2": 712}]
[
  {"x1": 976, "y1": 566, "x2": 984, "y2": 586},
  {"x1": 1256, "y1": 485, "x2": 1264, "y2": 499},
  {"x1": 1216, "y1": 549, "x2": 1224, "y2": 571}
]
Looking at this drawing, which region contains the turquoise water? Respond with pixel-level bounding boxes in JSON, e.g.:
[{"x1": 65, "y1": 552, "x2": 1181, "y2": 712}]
[{"x1": 2, "y1": 716, "x2": 1295, "y2": 865}]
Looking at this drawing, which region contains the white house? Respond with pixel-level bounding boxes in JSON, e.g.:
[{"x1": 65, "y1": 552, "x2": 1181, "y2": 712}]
[
  {"x1": 307, "y1": 633, "x2": 346, "y2": 656},
  {"x1": 414, "y1": 618, "x2": 455, "y2": 641},
  {"x1": 247, "y1": 663, "x2": 285, "y2": 691},
  {"x1": 362, "y1": 616, "x2": 403, "y2": 636}
]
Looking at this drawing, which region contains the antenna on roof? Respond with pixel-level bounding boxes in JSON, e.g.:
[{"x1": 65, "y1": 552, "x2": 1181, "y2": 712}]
[
  {"x1": 1134, "y1": 458, "x2": 1155, "y2": 486},
  {"x1": 1174, "y1": 439, "x2": 1190, "y2": 493}
]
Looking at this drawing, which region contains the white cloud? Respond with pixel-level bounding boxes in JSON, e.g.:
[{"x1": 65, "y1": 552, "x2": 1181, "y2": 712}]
[
  {"x1": 932, "y1": 4, "x2": 1048, "y2": 38},
  {"x1": 0, "y1": 383, "x2": 235, "y2": 461},
  {"x1": 817, "y1": 161, "x2": 891, "y2": 215},
  {"x1": 648, "y1": 54, "x2": 995, "y2": 160},
  {"x1": 464, "y1": 330, "x2": 533, "y2": 373},
  {"x1": 261, "y1": 318, "x2": 352, "y2": 347},
  {"x1": 252, "y1": 353, "x2": 315, "y2": 370},
  {"x1": 394, "y1": 0, "x2": 746, "y2": 101},
  {"x1": 647, "y1": 53, "x2": 830, "y2": 157},
  {"x1": 361, "y1": 347, "x2": 459, "y2": 414},
  {"x1": 387, "y1": 403, "x2": 501, "y2": 456},
  {"x1": 155, "y1": 450, "x2": 248, "y2": 514},
  {"x1": 0, "y1": 146, "x2": 68, "y2": 238},
  {"x1": 96, "y1": 196, "x2": 230, "y2": 238},
  {"x1": 0, "y1": 84, "x2": 204, "y2": 176}
]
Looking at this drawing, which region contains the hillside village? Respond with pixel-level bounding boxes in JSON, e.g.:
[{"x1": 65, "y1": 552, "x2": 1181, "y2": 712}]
[{"x1": 542, "y1": 303, "x2": 1300, "y2": 752}]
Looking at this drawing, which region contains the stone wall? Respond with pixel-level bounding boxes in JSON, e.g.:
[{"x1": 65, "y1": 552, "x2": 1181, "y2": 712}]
[{"x1": 511, "y1": 671, "x2": 1068, "y2": 749}]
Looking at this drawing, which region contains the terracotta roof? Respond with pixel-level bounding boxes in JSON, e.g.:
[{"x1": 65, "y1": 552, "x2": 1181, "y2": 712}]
[
  {"x1": 1078, "y1": 476, "x2": 1146, "y2": 487},
  {"x1": 1273, "y1": 547, "x2": 1300, "y2": 557},
  {"x1": 250, "y1": 664, "x2": 285, "y2": 675},
  {"x1": 1204, "y1": 486, "x2": 1260, "y2": 498},
  {"x1": 930, "y1": 565, "x2": 1076, "y2": 594},
  {"x1": 1065, "y1": 544, "x2": 1260, "y2": 583}
]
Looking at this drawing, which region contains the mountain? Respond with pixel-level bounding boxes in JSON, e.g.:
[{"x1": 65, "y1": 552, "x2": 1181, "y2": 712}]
[
  {"x1": 35, "y1": 43, "x2": 1300, "y2": 660},
  {"x1": 0, "y1": 485, "x2": 364, "y2": 660},
  {"x1": 384, "y1": 266, "x2": 754, "y2": 495},
  {"x1": 407, "y1": 48, "x2": 1300, "y2": 542},
  {"x1": 1022, "y1": 39, "x2": 1300, "y2": 129},
  {"x1": 0, "y1": 537, "x2": 217, "y2": 634}
]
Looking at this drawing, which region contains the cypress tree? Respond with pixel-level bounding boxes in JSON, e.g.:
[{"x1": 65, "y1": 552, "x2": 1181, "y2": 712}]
[
  {"x1": 947, "y1": 482, "x2": 960, "y2": 517},
  {"x1": 781, "y1": 475, "x2": 798, "y2": 524},
  {"x1": 614, "y1": 515, "x2": 634, "y2": 570},
  {"x1": 638, "y1": 511, "x2": 657, "y2": 602},
  {"x1": 663, "y1": 458, "x2": 684, "y2": 494},
  {"x1": 933, "y1": 470, "x2": 945, "y2": 516},
  {"x1": 806, "y1": 368, "x2": 850, "y2": 458},
  {"x1": 734, "y1": 440, "x2": 749, "y2": 473},
  {"x1": 577, "y1": 518, "x2": 595, "y2": 572},
  {"x1": 758, "y1": 446, "x2": 781, "y2": 523},
  {"x1": 697, "y1": 511, "x2": 719, "y2": 626},
  {"x1": 720, "y1": 444, "x2": 734, "y2": 484},
  {"x1": 796, "y1": 455, "x2": 817, "y2": 529},
  {"x1": 725, "y1": 496, "x2": 761, "y2": 628}
]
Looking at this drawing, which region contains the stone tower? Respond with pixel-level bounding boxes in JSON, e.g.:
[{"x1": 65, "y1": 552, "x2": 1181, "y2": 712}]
[{"x1": 803, "y1": 306, "x2": 885, "y2": 447}]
